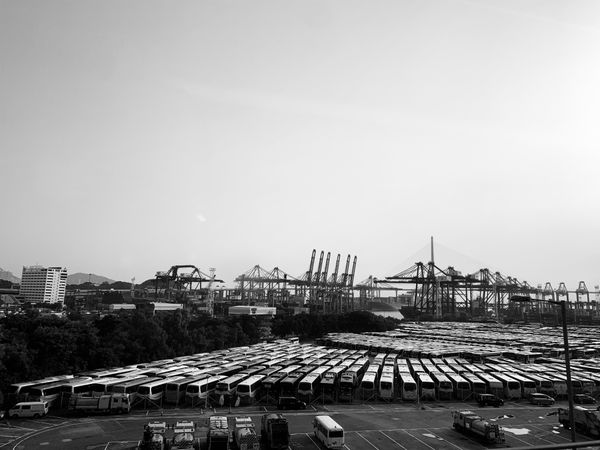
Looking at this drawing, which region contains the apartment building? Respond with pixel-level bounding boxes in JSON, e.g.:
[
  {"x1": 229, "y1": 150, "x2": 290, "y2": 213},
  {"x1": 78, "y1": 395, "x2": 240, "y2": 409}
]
[{"x1": 19, "y1": 266, "x2": 68, "y2": 303}]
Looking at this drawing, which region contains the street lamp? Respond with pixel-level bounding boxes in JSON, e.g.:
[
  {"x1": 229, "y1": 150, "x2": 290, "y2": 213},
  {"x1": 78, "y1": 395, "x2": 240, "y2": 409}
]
[{"x1": 509, "y1": 295, "x2": 576, "y2": 445}]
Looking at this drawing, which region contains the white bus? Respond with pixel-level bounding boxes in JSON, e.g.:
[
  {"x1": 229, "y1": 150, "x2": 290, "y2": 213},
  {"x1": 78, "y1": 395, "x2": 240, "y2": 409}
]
[
  {"x1": 379, "y1": 373, "x2": 395, "y2": 400},
  {"x1": 429, "y1": 372, "x2": 453, "y2": 400},
  {"x1": 358, "y1": 372, "x2": 378, "y2": 400},
  {"x1": 416, "y1": 372, "x2": 436, "y2": 400},
  {"x1": 236, "y1": 374, "x2": 265, "y2": 405},
  {"x1": 491, "y1": 372, "x2": 521, "y2": 400},
  {"x1": 313, "y1": 415, "x2": 344, "y2": 449},
  {"x1": 298, "y1": 373, "x2": 322, "y2": 403},
  {"x1": 165, "y1": 375, "x2": 210, "y2": 405},
  {"x1": 110, "y1": 377, "x2": 157, "y2": 397},
  {"x1": 185, "y1": 375, "x2": 225, "y2": 406},
  {"x1": 215, "y1": 374, "x2": 248, "y2": 398},
  {"x1": 400, "y1": 372, "x2": 418, "y2": 401},
  {"x1": 476, "y1": 373, "x2": 503, "y2": 398},
  {"x1": 137, "y1": 377, "x2": 183, "y2": 403},
  {"x1": 446, "y1": 373, "x2": 471, "y2": 400}
]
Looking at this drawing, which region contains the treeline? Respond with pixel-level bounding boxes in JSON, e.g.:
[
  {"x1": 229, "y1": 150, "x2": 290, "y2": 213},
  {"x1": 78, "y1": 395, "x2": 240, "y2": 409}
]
[
  {"x1": 0, "y1": 310, "x2": 261, "y2": 393},
  {"x1": 271, "y1": 311, "x2": 400, "y2": 339}
]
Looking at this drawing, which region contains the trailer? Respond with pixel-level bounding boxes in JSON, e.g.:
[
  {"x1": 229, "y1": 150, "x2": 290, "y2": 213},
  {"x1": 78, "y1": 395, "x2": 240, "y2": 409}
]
[
  {"x1": 68, "y1": 393, "x2": 130, "y2": 415},
  {"x1": 452, "y1": 410, "x2": 505, "y2": 444},
  {"x1": 208, "y1": 416, "x2": 230, "y2": 450}
]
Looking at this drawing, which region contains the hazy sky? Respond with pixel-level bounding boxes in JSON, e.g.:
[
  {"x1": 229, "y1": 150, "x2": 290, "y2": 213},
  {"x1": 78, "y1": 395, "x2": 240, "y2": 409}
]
[{"x1": 2, "y1": 0, "x2": 600, "y2": 290}]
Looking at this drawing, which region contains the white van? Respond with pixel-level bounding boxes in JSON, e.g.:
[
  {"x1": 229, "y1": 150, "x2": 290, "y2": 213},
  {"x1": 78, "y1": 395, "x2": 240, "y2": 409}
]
[{"x1": 9, "y1": 401, "x2": 49, "y2": 419}]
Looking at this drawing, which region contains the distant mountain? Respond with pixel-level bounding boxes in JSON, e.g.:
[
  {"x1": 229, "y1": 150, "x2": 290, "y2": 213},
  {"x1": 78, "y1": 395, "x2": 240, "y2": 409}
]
[
  {"x1": 67, "y1": 273, "x2": 116, "y2": 285},
  {"x1": 0, "y1": 268, "x2": 20, "y2": 283}
]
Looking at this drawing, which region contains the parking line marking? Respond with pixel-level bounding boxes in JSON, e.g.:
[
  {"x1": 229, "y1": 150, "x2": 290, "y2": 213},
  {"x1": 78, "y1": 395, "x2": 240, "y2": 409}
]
[
  {"x1": 402, "y1": 430, "x2": 435, "y2": 450},
  {"x1": 356, "y1": 432, "x2": 379, "y2": 449},
  {"x1": 305, "y1": 432, "x2": 320, "y2": 448},
  {"x1": 380, "y1": 431, "x2": 407, "y2": 449}
]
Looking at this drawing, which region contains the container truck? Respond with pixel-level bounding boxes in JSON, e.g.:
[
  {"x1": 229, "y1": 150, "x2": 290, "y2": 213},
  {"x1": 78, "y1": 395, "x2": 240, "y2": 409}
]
[
  {"x1": 261, "y1": 413, "x2": 290, "y2": 450},
  {"x1": 451, "y1": 410, "x2": 505, "y2": 444},
  {"x1": 68, "y1": 393, "x2": 130, "y2": 415}
]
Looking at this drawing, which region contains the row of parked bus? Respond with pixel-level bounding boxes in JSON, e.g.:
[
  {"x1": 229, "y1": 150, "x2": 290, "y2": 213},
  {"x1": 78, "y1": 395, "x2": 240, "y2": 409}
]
[{"x1": 8, "y1": 338, "x2": 600, "y2": 412}]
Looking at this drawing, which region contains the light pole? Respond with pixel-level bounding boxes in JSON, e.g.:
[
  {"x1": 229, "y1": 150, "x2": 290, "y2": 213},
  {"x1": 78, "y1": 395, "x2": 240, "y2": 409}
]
[{"x1": 510, "y1": 295, "x2": 576, "y2": 445}]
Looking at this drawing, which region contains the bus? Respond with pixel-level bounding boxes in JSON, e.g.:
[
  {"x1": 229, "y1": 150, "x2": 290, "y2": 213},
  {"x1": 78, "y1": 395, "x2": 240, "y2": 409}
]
[
  {"x1": 429, "y1": 372, "x2": 453, "y2": 400},
  {"x1": 338, "y1": 371, "x2": 358, "y2": 402},
  {"x1": 88, "y1": 377, "x2": 126, "y2": 396},
  {"x1": 215, "y1": 374, "x2": 248, "y2": 399},
  {"x1": 165, "y1": 374, "x2": 210, "y2": 405},
  {"x1": 26, "y1": 378, "x2": 92, "y2": 408},
  {"x1": 298, "y1": 373, "x2": 322, "y2": 403},
  {"x1": 446, "y1": 373, "x2": 471, "y2": 400},
  {"x1": 279, "y1": 373, "x2": 304, "y2": 397},
  {"x1": 475, "y1": 373, "x2": 503, "y2": 398},
  {"x1": 110, "y1": 377, "x2": 157, "y2": 397},
  {"x1": 185, "y1": 375, "x2": 226, "y2": 406},
  {"x1": 379, "y1": 373, "x2": 395, "y2": 400},
  {"x1": 358, "y1": 372, "x2": 378, "y2": 400},
  {"x1": 7, "y1": 376, "x2": 74, "y2": 404},
  {"x1": 399, "y1": 373, "x2": 418, "y2": 401},
  {"x1": 491, "y1": 372, "x2": 521, "y2": 400},
  {"x1": 313, "y1": 415, "x2": 344, "y2": 449},
  {"x1": 416, "y1": 372, "x2": 436, "y2": 400},
  {"x1": 137, "y1": 377, "x2": 183, "y2": 404},
  {"x1": 461, "y1": 373, "x2": 486, "y2": 396},
  {"x1": 321, "y1": 368, "x2": 345, "y2": 403},
  {"x1": 236, "y1": 374, "x2": 266, "y2": 405},
  {"x1": 509, "y1": 373, "x2": 537, "y2": 397}
]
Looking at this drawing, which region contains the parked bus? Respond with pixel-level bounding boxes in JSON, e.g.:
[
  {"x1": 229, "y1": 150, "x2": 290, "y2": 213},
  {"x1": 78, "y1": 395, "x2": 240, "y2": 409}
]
[
  {"x1": 399, "y1": 372, "x2": 418, "y2": 401},
  {"x1": 509, "y1": 373, "x2": 537, "y2": 397},
  {"x1": 313, "y1": 415, "x2": 344, "y2": 449},
  {"x1": 88, "y1": 377, "x2": 126, "y2": 396},
  {"x1": 461, "y1": 373, "x2": 486, "y2": 396},
  {"x1": 491, "y1": 372, "x2": 521, "y2": 400},
  {"x1": 338, "y1": 370, "x2": 359, "y2": 402},
  {"x1": 237, "y1": 374, "x2": 266, "y2": 405},
  {"x1": 137, "y1": 377, "x2": 184, "y2": 404},
  {"x1": 358, "y1": 373, "x2": 378, "y2": 400},
  {"x1": 475, "y1": 373, "x2": 503, "y2": 398},
  {"x1": 27, "y1": 378, "x2": 92, "y2": 407},
  {"x1": 7, "y1": 376, "x2": 74, "y2": 404},
  {"x1": 110, "y1": 377, "x2": 157, "y2": 397},
  {"x1": 416, "y1": 372, "x2": 436, "y2": 400},
  {"x1": 185, "y1": 375, "x2": 225, "y2": 406},
  {"x1": 165, "y1": 374, "x2": 210, "y2": 405},
  {"x1": 321, "y1": 368, "x2": 345, "y2": 403},
  {"x1": 379, "y1": 373, "x2": 395, "y2": 400},
  {"x1": 298, "y1": 373, "x2": 322, "y2": 403},
  {"x1": 279, "y1": 373, "x2": 304, "y2": 397},
  {"x1": 429, "y1": 372, "x2": 453, "y2": 400},
  {"x1": 446, "y1": 373, "x2": 471, "y2": 400},
  {"x1": 214, "y1": 373, "x2": 248, "y2": 400}
]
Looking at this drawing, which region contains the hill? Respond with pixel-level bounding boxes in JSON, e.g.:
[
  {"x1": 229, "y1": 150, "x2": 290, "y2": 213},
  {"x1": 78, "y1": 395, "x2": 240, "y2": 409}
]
[
  {"x1": 67, "y1": 272, "x2": 116, "y2": 285},
  {"x1": 0, "y1": 268, "x2": 20, "y2": 283}
]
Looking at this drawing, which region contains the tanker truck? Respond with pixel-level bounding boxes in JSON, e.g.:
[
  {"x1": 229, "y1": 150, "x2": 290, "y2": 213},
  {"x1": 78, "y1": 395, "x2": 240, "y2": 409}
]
[
  {"x1": 452, "y1": 410, "x2": 505, "y2": 444},
  {"x1": 68, "y1": 393, "x2": 130, "y2": 415}
]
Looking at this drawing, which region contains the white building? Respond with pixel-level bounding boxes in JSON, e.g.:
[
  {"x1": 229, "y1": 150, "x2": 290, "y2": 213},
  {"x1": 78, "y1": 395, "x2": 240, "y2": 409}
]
[
  {"x1": 228, "y1": 305, "x2": 276, "y2": 317},
  {"x1": 19, "y1": 266, "x2": 68, "y2": 304}
]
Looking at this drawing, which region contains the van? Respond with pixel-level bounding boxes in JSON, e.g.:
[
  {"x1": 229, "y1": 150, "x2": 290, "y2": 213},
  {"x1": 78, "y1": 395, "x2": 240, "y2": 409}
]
[{"x1": 8, "y1": 402, "x2": 49, "y2": 419}]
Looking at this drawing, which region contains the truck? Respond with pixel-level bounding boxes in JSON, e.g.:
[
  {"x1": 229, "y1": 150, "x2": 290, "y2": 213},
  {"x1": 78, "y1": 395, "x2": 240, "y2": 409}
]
[
  {"x1": 170, "y1": 420, "x2": 200, "y2": 450},
  {"x1": 207, "y1": 416, "x2": 230, "y2": 450},
  {"x1": 559, "y1": 406, "x2": 600, "y2": 437},
  {"x1": 233, "y1": 416, "x2": 260, "y2": 450},
  {"x1": 261, "y1": 413, "x2": 290, "y2": 450},
  {"x1": 451, "y1": 410, "x2": 505, "y2": 444},
  {"x1": 138, "y1": 421, "x2": 168, "y2": 450},
  {"x1": 68, "y1": 393, "x2": 130, "y2": 415}
]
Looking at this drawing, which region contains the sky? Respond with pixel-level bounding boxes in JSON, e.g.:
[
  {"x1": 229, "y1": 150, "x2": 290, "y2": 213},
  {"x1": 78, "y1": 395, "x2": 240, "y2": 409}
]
[{"x1": 1, "y1": 0, "x2": 600, "y2": 290}]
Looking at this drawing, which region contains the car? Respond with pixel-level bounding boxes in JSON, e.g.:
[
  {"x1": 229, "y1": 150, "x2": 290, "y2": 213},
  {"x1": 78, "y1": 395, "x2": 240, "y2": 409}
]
[
  {"x1": 277, "y1": 396, "x2": 307, "y2": 410},
  {"x1": 528, "y1": 393, "x2": 555, "y2": 406},
  {"x1": 574, "y1": 394, "x2": 596, "y2": 404},
  {"x1": 477, "y1": 393, "x2": 504, "y2": 407}
]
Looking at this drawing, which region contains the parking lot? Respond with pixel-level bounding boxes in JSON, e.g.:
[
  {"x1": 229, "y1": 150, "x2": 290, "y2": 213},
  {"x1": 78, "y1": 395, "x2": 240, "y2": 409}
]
[{"x1": 3, "y1": 401, "x2": 598, "y2": 450}]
